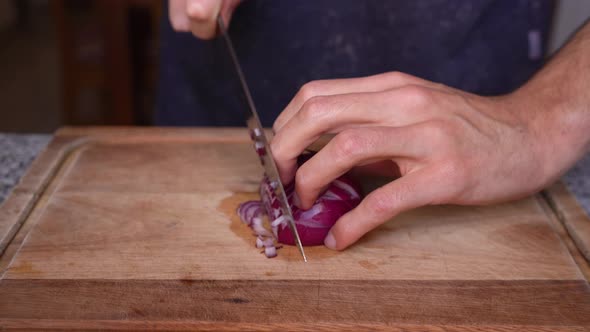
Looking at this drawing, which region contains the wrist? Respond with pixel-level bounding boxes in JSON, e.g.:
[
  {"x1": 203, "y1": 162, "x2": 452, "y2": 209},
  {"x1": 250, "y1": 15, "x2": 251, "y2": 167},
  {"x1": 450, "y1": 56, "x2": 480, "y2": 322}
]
[{"x1": 509, "y1": 85, "x2": 590, "y2": 187}]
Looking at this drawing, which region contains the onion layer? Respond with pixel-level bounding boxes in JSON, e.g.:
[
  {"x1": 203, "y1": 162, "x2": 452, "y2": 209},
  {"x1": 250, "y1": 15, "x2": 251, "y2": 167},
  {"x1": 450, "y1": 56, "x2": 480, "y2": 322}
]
[
  {"x1": 237, "y1": 163, "x2": 361, "y2": 255},
  {"x1": 260, "y1": 175, "x2": 361, "y2": 246}
]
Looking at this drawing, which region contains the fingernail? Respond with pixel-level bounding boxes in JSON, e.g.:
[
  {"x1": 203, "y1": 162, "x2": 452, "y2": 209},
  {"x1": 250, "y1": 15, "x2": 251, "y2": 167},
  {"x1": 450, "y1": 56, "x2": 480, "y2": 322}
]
[
  {"x1": 324, "y1": 232, "x2": 337, "y2": 250},
  {"x1": 292, "y1": 192, "x2": 302, "y2": 209}
]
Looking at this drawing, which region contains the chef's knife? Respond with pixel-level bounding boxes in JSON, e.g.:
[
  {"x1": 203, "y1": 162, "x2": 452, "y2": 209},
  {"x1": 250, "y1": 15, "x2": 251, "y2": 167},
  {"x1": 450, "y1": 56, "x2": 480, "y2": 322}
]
[{"x1": 217, "y1": 16, "x2": 308, "y2": 262}]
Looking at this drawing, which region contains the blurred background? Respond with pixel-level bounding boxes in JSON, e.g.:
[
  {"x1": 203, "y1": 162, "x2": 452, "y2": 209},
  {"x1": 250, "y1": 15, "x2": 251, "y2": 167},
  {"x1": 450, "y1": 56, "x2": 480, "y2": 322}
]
[
  {"x1": 0, "y1": 0, "x2": 160, "y2": 133},
  {"x1": 0, "y1": 0, "x2": 589, "y2": 133}
]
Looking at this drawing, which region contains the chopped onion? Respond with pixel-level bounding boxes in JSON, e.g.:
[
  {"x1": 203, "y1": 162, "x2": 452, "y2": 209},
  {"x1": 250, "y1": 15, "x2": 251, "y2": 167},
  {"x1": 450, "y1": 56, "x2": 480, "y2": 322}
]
[
  {"x1": 267, "y1": 174, "x2": 361, "y2": 246},
  {"x1": 264, "y1": 246, "x2": 277, "y2": 258},
  {"x1": 237, "y1": 153, "x2": 362, "y2": 255}
]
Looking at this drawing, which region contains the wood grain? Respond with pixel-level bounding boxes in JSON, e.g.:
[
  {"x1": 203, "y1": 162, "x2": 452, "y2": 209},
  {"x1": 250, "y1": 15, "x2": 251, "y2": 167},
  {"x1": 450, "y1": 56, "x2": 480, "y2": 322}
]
[
  {"x1": 0, "y1": 192, "x2": 33, "y2": 255},
  {"x1": 1, "y1": 280, "x2": 589, "y2": 328},
  {"x1": 543, "y1": 182, "x2": 590, "y2": 263},
  {"x1": 1, "y1": 321, "x2": 587, "y2": 332},
  {"x1": 0, "y1": 136, "x2": 85, "y2": 255},
  {"x1": 0, "y1": 127, "x2": 589, "y2": 330},
  {"x1": 2, "y1": 141, "x2": 582, "y2": 281}
]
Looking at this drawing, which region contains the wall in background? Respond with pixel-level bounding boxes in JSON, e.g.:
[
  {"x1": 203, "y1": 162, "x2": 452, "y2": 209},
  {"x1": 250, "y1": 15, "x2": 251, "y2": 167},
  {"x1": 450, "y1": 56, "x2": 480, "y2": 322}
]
[
  {"x1": 0, "y1": 2, "x2": 16, "y2": 31},
  {"x1": 0, "y1": 0, "x2": 589, "y2": 133},
  {"x1": 548, "y1": 0, "x2": 590, "y2": 54}
]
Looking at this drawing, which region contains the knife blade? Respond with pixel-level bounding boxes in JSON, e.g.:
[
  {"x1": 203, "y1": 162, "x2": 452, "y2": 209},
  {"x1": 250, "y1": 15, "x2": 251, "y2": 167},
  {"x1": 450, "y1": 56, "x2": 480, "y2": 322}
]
[{"x1": 217, "y1": 16, "x2": 308, "y2": 262}]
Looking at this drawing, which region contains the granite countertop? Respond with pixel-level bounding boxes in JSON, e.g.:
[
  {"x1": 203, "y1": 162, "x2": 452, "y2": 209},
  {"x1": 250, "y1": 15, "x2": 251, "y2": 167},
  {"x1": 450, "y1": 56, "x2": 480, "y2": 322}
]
[
  {"x1": 0, "y1": 134, "x2": 52, "y2": 203},
  {"x1": 1, "y1": 133, "x2": 590, "y2": 215}
]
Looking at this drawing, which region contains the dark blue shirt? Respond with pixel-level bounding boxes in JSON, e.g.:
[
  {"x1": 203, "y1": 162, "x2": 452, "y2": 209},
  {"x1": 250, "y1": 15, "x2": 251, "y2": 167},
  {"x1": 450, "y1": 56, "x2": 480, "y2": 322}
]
[{"x1": 157, "y1": 0, "x2": 554, "y2": 127}]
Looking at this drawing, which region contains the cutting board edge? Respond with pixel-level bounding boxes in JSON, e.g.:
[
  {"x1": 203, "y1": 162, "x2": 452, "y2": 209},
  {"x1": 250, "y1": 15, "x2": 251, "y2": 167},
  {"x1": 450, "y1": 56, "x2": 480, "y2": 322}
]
[
  {"x1": 542, "y1": 182, "x2": 590, "y2": 266},
  {"x1": 1, "y1": 279, "x2": 589, "y2": 329},
  {"x1": 0, "y1": 319, "x2": 588, "y2": 332},
  {"x1": 0, "y1": 135, "x2": 89, "y2": 257},
  {"x1": 55, "y1": 126, "x2": 255, "y2": 143}
]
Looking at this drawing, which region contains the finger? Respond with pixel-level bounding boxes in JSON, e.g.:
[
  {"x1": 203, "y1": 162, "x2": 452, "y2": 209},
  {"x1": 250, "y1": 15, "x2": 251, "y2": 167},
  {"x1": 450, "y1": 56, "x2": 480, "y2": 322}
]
[
  {"x1": 220, "y1": 0, "x2": 241, "y2": 25},
  {"x1": 274, "y1": 72, "x2": 442, "y2": 132},
  {"x1": 186, "y1": 0, "x2": 222, "y2": 39},
  {"x1": 271, "y1": 86, "x2": 437, "y2": 184},
  {"x1": 324, "y1": 168, "x2": 450, "y2": 250},
  {"x1": 294, "y1": 126, "x2": 422, "y2": 209},
  {"x1": 169, "y1": 0, "x2": 190, "y2": 31}
]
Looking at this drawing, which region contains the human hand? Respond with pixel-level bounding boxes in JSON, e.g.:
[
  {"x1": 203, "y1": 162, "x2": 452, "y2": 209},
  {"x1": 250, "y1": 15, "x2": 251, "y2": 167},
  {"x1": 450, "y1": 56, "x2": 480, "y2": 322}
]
[
  {"x1": 168, "y1": 0, "x2": 241, "y2": 39},
  {"x1": 271, "y1": 72, "x2": 571, "y2": 250}
]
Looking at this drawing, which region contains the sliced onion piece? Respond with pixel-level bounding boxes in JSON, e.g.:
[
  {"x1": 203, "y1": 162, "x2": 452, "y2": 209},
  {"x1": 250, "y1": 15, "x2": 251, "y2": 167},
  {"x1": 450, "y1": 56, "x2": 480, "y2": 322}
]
[{"x1": 264, "y1": 246, "x2": 277, "y2": 258}]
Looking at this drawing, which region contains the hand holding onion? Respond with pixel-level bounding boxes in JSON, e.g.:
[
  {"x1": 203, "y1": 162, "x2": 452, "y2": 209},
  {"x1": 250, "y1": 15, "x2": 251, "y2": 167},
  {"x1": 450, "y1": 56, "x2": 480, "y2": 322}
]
[
  {"x1": 271, "y1": 64, "x2": 590, "y2": 251},
  {"x1": 168, "y1": 0, "x2": 241, "y2": 39}
]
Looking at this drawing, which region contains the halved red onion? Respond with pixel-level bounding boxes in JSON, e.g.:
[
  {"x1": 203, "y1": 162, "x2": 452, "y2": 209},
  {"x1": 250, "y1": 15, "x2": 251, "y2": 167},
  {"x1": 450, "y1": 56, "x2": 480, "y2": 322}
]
[
  {"x1": 260, "y1": 174, "x2": 361, "y2": 246},
  {"x1": 237, "y1": 156, "x2": 361, "y2": 256}
]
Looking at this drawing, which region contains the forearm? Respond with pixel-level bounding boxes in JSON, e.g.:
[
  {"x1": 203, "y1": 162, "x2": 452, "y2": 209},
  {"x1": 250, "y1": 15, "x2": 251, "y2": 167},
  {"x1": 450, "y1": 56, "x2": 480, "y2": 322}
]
[{"x1": 513, "y1": 20, "x2": 590, "y2": 180}]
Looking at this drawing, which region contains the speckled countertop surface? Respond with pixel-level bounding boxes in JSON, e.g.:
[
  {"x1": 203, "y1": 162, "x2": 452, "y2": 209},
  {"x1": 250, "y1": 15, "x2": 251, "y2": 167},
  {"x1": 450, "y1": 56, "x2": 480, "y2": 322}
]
[
  {"x1": 0, "y1": 134, "x2": 52, "y2": 203},
  {"x1": 1, "y1": 133, "x2": 590, "y2": 215}
]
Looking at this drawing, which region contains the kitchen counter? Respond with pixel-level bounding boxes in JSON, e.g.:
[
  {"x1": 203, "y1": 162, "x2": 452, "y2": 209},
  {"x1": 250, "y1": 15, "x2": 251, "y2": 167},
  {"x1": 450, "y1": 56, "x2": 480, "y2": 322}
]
[
  {"x1": 0, "y1": 133, "x2": 51, "y2": 204},
  {"x1": 1, "y1": 132, "x2": 590, "y2": 215}
]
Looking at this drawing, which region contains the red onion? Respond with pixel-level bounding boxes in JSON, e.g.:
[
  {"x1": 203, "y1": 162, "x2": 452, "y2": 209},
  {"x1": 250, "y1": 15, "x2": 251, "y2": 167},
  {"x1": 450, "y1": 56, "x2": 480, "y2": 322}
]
[{"x1": 237, "y1": 156, "x2": 361, "y2": 257}]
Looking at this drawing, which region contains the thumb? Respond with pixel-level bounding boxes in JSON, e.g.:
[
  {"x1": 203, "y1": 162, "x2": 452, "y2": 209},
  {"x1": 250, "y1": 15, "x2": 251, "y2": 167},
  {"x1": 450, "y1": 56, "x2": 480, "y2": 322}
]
[
  {"x1": 186, "y1": 0, "x2": 222, "y2": 39},
  {"x1": 186, "y1": 0, "x2": 241, "y2": 39},
  {"x1": 324, "y1": 168, "x2": 445, "y2": 250}
]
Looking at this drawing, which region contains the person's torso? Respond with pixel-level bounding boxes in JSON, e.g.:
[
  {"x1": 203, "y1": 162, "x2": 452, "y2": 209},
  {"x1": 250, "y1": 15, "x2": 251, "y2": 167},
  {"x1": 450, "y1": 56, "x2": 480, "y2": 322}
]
[{"x1": 157, "y1": 0, "x2": 554, "y2": 126}]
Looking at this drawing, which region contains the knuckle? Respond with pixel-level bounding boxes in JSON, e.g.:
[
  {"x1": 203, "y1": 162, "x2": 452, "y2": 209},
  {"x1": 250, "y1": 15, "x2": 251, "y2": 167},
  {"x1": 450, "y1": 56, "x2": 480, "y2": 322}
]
[
  {"x1": 332, "y1": 130, "x2": 368, "y2": 162},
  {"x1": 186, "y1": 4, "x2": 210, "y2": 21},
  {"x1": 365, "y1": 188, "x2": 395, "y2": 217},
  {"x1": 271, "y1": 120, "x2": 281, "y2": 133},
  {"x1": 269, "y1": 137, "x2": 286, "y2": 161},
  {"x1": 400, "y1": 85, "x2": 433, "y2": 107},
  {"x1": 272, "y1": 112, "x2": 289, "y2": 132},
  {"x1": 437, "y1": 161, "x2": 471, "y2": 200},
  {"x1": 433, "y1": 82, "x2": 450, "y2": 91},
  {"x1": 298, "y1": 81, "x2": 324, "y2": 102},
  {"x1": 295, "y1": 168, "x2": 311, "y2": 190},
  {"x1": 384, "y1": 71, "x2": 411, "y2": 85},
  {"x1": 300, "y1": 95, "x2": 330, "y2": 121}
]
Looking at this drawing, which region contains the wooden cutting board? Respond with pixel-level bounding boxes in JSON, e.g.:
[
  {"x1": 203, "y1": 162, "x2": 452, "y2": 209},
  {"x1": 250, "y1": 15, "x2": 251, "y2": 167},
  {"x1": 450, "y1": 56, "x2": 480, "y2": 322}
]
[{"x1": 1, "y1": 127, "x2": 590, "y2": 331}]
